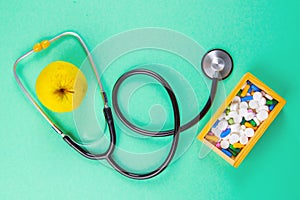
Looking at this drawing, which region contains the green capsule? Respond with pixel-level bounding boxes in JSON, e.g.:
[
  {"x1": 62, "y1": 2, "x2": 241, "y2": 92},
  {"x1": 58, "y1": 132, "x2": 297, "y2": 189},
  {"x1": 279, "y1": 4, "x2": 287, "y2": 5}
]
[
  {"x1": 249, "y1": 119, "x2": 257, "y2": 127},
  {"x1": 229, "y1": 144, "x2": 241, "y2": 153},
  {"x1": 227, "y1": 148, "x2": 237, "y2": 156},
  {"x1": 237, "y1": 89, "x2": 242, "y2": 96},
  {"x1": 273, "y1": 99, "x2": 278, "y2": 105},
  {"x1": 266, "y1": 100, "x2": 273, "y2": 105},
  {"x1": 228, "y1": 118, "x2": 234, "y2": 125},
  {"x1": 241, "y1": 117, "x2": 246, "y2": 125}
]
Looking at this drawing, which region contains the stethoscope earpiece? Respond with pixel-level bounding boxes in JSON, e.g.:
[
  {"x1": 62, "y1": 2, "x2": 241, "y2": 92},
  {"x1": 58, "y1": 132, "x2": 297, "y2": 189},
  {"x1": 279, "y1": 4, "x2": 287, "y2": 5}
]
[{"x1": 201, "y1": 49, "x2": 233, "y2": 80}]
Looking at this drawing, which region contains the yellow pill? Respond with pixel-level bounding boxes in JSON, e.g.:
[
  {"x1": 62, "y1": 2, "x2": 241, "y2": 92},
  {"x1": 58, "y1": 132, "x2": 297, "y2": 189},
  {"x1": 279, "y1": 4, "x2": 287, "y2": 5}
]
[
  {"x1": 33, "y1": 43, "x2": 42, "y2": 52},
  {"x1": 205, "y1": 135, "x2": 219, "y2": 143},
  {"x1": 233, "y1": 142, "x2": 244, "y2": 149},
  {"x1": 41, "y1": 40, "x2": 50, "y2": 49},
  {"x1": 241, "y1": 84, "x2": 250, "y2": 97},
  {"x1": 245, "y1": 122, "x2": 254, "y2": 128}
]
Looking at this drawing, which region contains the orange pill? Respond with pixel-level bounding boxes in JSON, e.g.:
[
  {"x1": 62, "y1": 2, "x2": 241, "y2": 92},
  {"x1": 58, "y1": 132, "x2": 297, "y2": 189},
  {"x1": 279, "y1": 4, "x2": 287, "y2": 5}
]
[
  {"x1": 241, "y1": 84, "x2": 250, "y2": 97},
  {"x1": 205, "y1": 135, "x2": 219, "y2": 143}
]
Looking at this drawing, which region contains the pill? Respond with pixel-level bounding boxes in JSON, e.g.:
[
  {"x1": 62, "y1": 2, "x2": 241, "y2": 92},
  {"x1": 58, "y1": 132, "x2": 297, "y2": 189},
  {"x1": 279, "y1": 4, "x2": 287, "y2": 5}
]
[
  {"x1": 241, "y1": 83, "x2": 247, "y2": 89},
  {"x1": 230, "y1": 123, "x2": 241, "y2": 132},
  {"x1": 205, "y1": 135, "x2": 220, "y2": 143},
  {"x1": 245, "y1": 128, "x2": 255, "y2": 137},
  {"x1": 227, "y1": 148, "x2": 237, "y2": 156},
  {"x1": 241, "y1": 84, "x2": 250, "y2": 97},
  {"x1": 221, "y1": 149, "x2": 232, "y2": 157},
  {"x1": 257, "y1": 110, "x2": 269, "y2": 122},
  {"x1": 251, "y1": 84, "x2": 261, "y2": 92},
  {"x1": 218, "y1": 113, "x2": 226, "y2": 120},
  {"x1": 237, "y1": 90, "x2": 242, "y2": 96},
  {"x1": 212, "y1": 119, "x2": 220, "y2": 128},
  {"x1": 212, "y1": 127, "x2": 222, "y2": 137},
  {"x1": 239, "y1": 102, "x2": 248, "y2": 109},
  {"x1": 241, "y1": 96, "x2": 254, "y2": 102},
  {"x1": 218, "y1": 120, "x2": 229, "y2": 131},
  {"x1": 220, "y1": 140, "x2": 230, "y2": 149},
  {"x1": 228, "y1": 111, "x2": 238, "y2": 118},
  {"x1": 225, "y1": 115, "x2": 231, "y2": 120},
  {"x1": 228, "y1": 118, "x2": 234, "y2": 125},
  {"x1": 232, "y1": 96, "x2": 241, "y2": 103},
  {"x1": 229, "y1": 133, "x2": 240, "y2": 144},
  {"x1": 269, "y1": 104, "x2": 275, "y2": 111},
  {"x1": 226, "y1": 109, "x2": 230, "y2": 115},
  {"x1": 264, "y1": 93, "x2": 273, "y2": 100},
  {"x1": 208, "y1": 131, "x2": 214, "y2": 136},
  {"x1": 229, "y1": 144, "x2": 241, "y2": 153},
  {"x1": 220, "y1": 128, "x2": 231, "y2": 138},
  {"x1": 244, "y1": 112, "x2": 255, "y2": 121},
  {"x1": 253, "y1": 117, "x2": 260, "y2": 126},
  {"x1": 259, "y1": 97, "x2": 266, "y2": 106},
  {"x1": 258, "y1": 105, "x2": 269, "y2": 112},
  {"x1": 239, "y1": 108, "x2": 248, "y2": 116},
  {"x1": 244, "y1": 122, "x2": 254, "y2": 128},
  {"x1": 233, "y1": 142, "x2": 244, "y2": 149},
  {"x1": 241, "y1": 117, "x2": 246, "y2": 125},
  {"x1": 233, "y1": 115, "x2": 242, "y2": 124},
  {"x1": 249, "y1": 119, "x2": 257, "y2": 127},
  {"x1": 246, "y1": 80, "x2": 252, "y2": 85},
  {"x1": 253, "y1": 92, "x2": 263, "y2": 101},
  {"x1": 230, "y1": 103, "x2": 239, "y2": 111},
  {"x1": 240, "y1": 135, "x2": 249, "y2": 145},
  {"x1": 266, "y1": 100, "x2": 273, "y2": 106},
  {"x1": 216, "y1": 142, "x2": 221, "y2": 148},
  {"x1": 249, "y1": 100, "x2": 259, "y2": 109}
]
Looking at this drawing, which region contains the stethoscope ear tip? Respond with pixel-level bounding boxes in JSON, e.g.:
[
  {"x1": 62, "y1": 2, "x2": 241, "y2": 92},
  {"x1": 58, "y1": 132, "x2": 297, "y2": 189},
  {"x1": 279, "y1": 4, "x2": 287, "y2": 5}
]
[{"x1": 201, "y1": 49, "x2": 233, "y2": 80}]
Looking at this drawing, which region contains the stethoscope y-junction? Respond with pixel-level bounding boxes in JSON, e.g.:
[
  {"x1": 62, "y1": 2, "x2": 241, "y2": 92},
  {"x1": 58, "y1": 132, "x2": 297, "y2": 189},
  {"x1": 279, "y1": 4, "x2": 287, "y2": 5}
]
[{"x1": 13, "y1": 31, "x2": 233, "y2": 180}]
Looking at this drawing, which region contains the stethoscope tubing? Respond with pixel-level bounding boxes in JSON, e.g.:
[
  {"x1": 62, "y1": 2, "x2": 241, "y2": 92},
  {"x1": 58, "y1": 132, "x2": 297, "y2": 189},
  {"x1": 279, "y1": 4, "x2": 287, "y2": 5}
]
[{"x1": 13, "y1": 31, "x2": 218, "y2": 180}]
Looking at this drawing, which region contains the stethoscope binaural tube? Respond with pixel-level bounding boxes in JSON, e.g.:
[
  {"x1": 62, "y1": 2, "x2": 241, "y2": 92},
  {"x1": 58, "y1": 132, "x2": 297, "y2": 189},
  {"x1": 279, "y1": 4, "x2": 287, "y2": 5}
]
[{"x1": 13, "y1": 31, "x2": 233, "y2": 180}]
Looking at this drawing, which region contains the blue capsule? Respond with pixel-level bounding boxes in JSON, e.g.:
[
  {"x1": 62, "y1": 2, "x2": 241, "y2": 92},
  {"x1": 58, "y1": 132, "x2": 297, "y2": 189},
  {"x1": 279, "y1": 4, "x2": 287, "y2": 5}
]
[
  {"x1": 269, "y1": 104, "x2": 275, "y2": 111},
  {"x1": 251, "y1": 84, "x2": 261, "y2": 92},
  {"x1": 241, "y1": 96, "x2": 254, "y2": 102},
  {"x1": 212, "y1": 119, "x2": 220, "y2": 128},
  {"x1": 222, "y1": 149, "x2": 232, "y2": 157},
  {"x1": 220, "y1": 128, "x2": 231, "y2": 138}
]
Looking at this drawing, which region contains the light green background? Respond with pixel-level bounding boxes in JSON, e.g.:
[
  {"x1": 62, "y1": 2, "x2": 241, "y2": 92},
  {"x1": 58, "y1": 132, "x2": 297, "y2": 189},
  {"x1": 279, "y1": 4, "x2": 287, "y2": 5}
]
[{"x1": 1, "y1": 0, "x2": 299, "y2": 199}]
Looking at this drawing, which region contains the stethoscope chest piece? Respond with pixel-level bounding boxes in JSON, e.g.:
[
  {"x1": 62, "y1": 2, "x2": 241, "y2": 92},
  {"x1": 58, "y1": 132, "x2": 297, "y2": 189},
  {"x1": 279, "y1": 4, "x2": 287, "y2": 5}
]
[{"x1": 201, "y1": 49, "x2": 233, "y2": 80}]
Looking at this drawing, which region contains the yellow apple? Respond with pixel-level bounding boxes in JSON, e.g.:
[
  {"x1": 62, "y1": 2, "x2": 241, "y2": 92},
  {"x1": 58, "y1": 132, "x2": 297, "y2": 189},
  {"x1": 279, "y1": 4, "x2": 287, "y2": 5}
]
[{"x1": 36, "y1": 61, "x2": 88, "y2": 112}]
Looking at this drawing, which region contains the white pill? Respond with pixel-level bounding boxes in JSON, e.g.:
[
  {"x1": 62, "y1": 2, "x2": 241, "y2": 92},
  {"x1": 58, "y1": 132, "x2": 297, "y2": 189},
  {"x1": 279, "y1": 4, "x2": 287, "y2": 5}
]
[
  {"x1": 258, "y1": 105, "x2": 269, "y2": 112},
  {"x1": 257, "y1": 110, "x2": 269, "y2": 122},
  {"x1": 225, "y1": 115, "x2": 230, "y2": 120},
  {"x1": 232, "y1": 96, "x2": 241, "y2": 103},
  {"x1": 229, "y1": 133, "x2": 240, "y2": 144},
  {"x1": 230, "y1": 123, "x2": 241, "y2": 132},
  {"x1": 233, "y1": 115, "x2": 242, "y2": 124},
  {"x1": 220, "y1": 140, "x2": 230, "y2": 149},
  {"x1": 241, "y1": 125, "x2": 246, "y2": 130},
  {"x1": 253, "y1": 117, "x2": 261, "y2": 126},
  {"x1": 218, "y1": 120, "x2": 229, "y2": 131},
  {"x1": 240, "y1": 135, "x2": 249, "y2": 145},
  {"x1": 264, "y1": 93, "x2": 273, "y2": 100},
  {"x1": 230, "y1": 103, "x2": 239, "y2": 111},
  {"x1": 253, "y1": 92, "x2": 263, "y2": 101},
  {"x1": 245, "y1": 112, "x2": 255, "y2": 121},
  {"x1": 249, "y1": 100, "x2": 259, "y2": 109},
  {"x1": 218, "y1": 113, "x2": 226, "y2": 120},
  {"x1": 228, "y1": 111, "x2": 238, "y2": 118},
  {"x1": 245, "y1": 128, "x2": 255, "y2": 137},
  {"x1": 239, "y1": 102, "x2": 248, "y2": 109},
  {"x1": 211, "y1": 127, "x2": 222, "y2": 137},
  {"x1": 259, "y1": 97, "x2": 266, "y2": 106},
  {"x1": 239, "y1": 108, "x2": 248, "y2": 117}
]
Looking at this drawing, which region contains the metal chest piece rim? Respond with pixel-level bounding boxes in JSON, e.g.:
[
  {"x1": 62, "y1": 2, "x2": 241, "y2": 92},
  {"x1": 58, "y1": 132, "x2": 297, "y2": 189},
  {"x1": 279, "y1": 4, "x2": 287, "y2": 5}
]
[{"x1": 201, "y1": 49, "x2": 233, "y2": 80}]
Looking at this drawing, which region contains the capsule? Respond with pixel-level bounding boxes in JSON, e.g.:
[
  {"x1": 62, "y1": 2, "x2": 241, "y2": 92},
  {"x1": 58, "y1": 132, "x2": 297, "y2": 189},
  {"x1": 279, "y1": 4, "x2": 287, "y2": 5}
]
[
  {"x1": 227, "y1": 148, "x2": 237, "y2": 156},
  {"x1": 241, "y1": 96, "x2": 254, "y2": 102},
  {"x1": 249, "y1": 119, "x2": 257, "y2": 127},
  {"x1": 241, "y1": 84, "x2": 250, "y2": 97},
  {"x1": 205, "y1": 135, "x2": 219, "y2": 143},
  {"x1": 220, "y1": 128, "x2": 231, "y2": 138},
  {"x1": 221, "y1": 149, "x2": 232, "y2": 157},
  {"x1": 233, "y1": 142, "x2": 244, "y2": 149},
  {"x1": 229, "y1": 144, "x2": 241, "y2": 153},
  {"x1": 269, "y1": 104, "x2": 275, "y2": 111},
  {"x1": 251, "y1": 84, "x2": 261, "y2": 92},
  {"x1": 245, "y1": 122, "x2": 254, "y2": 128}
]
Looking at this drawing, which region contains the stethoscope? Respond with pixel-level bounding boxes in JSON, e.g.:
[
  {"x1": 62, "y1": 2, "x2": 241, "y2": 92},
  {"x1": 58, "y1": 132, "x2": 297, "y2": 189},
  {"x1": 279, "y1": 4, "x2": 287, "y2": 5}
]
[{"x1": 13, "y1": 31, "x2": 233, "y2": 180}]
